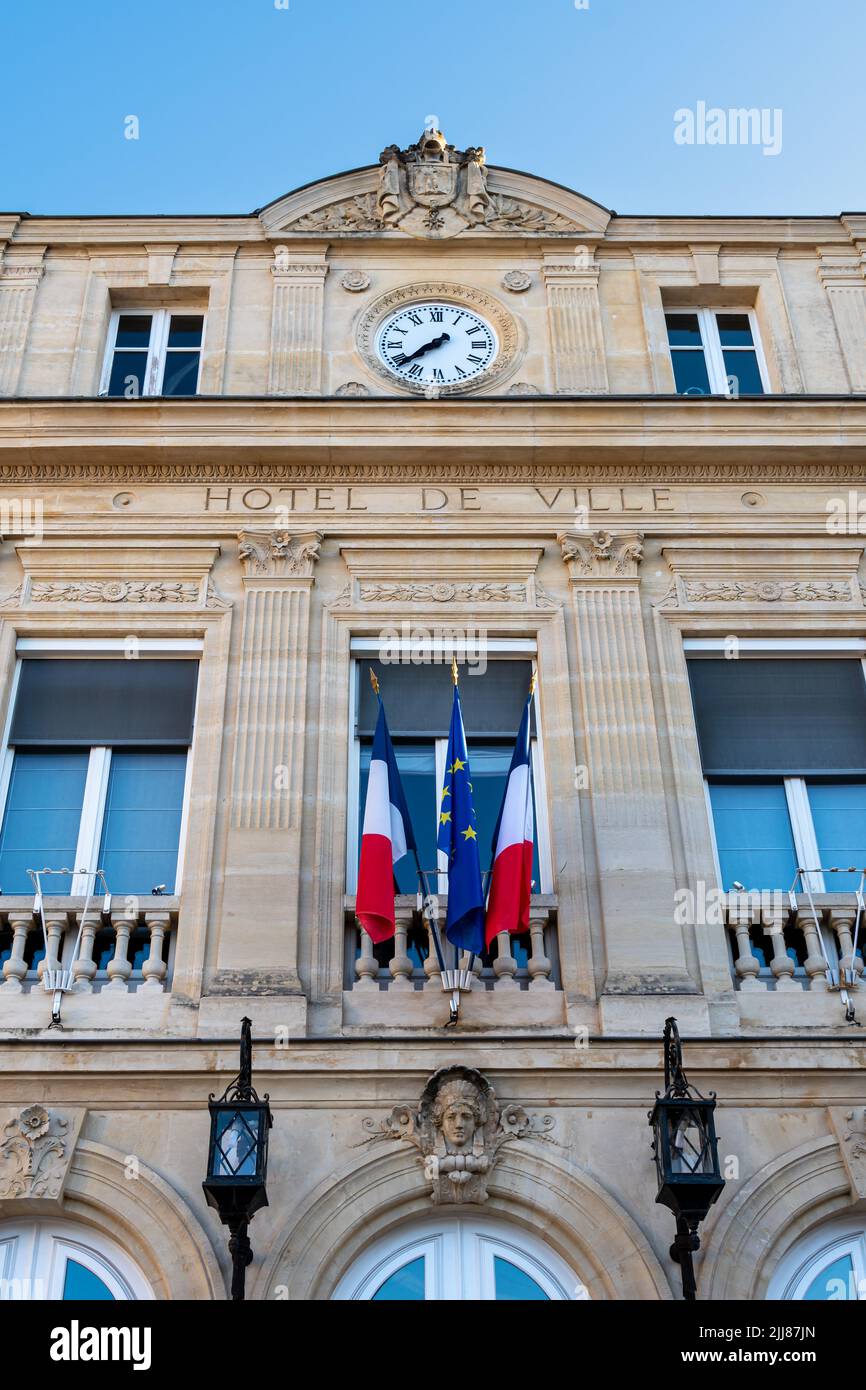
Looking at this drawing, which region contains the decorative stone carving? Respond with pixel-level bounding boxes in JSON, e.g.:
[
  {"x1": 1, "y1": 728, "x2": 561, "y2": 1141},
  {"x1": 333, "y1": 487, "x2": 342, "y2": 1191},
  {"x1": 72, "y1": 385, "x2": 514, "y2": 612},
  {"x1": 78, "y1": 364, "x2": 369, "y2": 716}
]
[
  {"x1": 0, "y1": 1106, "x2": 69, "y2": 1200},
  {"x1": 486, "y1": 196, "x2": 578, "y2": 233},
  {"x1": 685, "y1": 579, "x2": 853, "y2": 603},
  {"x1": 340, "y1": 270, "x2": 371, "y2": 293},
  {"x1": 558, "y1": 529, "x2": 644, "y2": 579},
  {"x1": 535, "y1": 582, "x2": 564, "y2": 609},
  {"x1": 543, "y1": 251, "x2": 609, "y2": 393},
  {"x1": 502, "y1": 270, "x2": 532, "y2": 293},
  {"x1": 359, "y1": 580, "x2": 527, "y2": 604},
  {"x1": 375, "y1": 125, "x2": 490, "y2": 239},
  {"x1": 237, "y1": 530, "x2": 322, "y2": 579},
  {"x1": 286, "y1": 193, "x2": 383, "y2": 233},
  {"x1": 356, "y1": 281, "x2": 520, "y2": 396},
  {"x1": 829, "y1": 1106, "x2": 866, "y2": 1199},
  {"x1": 506, "y1": 381, "x2": 540, "y2": 395},
  {"x1": 363, "y1": 1066, "x2": 553, "y2": 1205},
  {"x1": 334, "y1": 381, "x2": 371, "y2": 397},
  {"x1": 29, "y1": 579, "x2": 200, "y2": 604}
]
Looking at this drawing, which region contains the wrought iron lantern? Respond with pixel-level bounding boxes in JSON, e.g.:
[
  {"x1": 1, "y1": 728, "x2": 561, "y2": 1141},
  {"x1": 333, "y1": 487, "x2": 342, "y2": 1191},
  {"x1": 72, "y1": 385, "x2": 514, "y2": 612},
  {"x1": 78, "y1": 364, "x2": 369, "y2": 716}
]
[
  {"x1": 648, "y1": 1017, "x2": 724, "y2": 1300},
  {"x1": 203, "y1": 1017, "x2": 273, "y2": 1300}
]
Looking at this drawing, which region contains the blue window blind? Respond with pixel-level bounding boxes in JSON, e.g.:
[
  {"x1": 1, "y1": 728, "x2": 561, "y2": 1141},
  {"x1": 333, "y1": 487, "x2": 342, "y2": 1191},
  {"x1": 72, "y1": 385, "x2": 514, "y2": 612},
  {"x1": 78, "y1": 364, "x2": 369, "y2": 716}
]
[
  {"x1": 97, "y1": 751, "x2": 187, "y2": 894},
  {"x1": 807, "y1": 784, "x2": 866, "y2": 890},
  {"x1": 708, "y1": 782, "x2": 798, "y2": 892},
  {"x1": 0, "y1": 751, "x2": 89, "y2": 894}
]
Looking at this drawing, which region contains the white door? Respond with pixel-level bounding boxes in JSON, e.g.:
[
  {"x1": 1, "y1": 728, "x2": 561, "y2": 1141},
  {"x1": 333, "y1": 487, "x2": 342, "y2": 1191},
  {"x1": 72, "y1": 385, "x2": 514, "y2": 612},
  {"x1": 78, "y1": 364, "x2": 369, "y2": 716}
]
[
  {"x1": 0, "y1": 1220, "x2": 152, "y2": 1300},
  {"x1": 333, "y1": 1215, "x2": 585, "y2": 1301}
]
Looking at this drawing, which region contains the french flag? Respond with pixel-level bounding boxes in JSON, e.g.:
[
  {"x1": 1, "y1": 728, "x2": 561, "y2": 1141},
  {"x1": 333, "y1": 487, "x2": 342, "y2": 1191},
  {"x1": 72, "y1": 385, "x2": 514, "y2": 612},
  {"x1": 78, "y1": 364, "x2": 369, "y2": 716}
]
[
  {"x1": 485, "y1": 692, "x2": 534, "y2": 946},
  {"x1": 356, "y1": 695, "x2": 416, "y2": 944}
]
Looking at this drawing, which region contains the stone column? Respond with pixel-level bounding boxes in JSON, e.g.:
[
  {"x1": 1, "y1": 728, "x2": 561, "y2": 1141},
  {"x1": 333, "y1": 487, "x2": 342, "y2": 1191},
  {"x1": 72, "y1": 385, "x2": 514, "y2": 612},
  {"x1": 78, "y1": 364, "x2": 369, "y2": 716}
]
[
  {"x1": 268, "y1": 248, "x2": 329, "y2": 395},
  {"x1": 0, "y1": 254, "x2": 45, "y2": 396},
  {"x1": 211, "y1": 530, "x2": 322, "y2": 1013},
  {"x1": 818, "y1": 249, "x2": 866, "y2": 391},
  {"x1": 542, "y1": 250, "x2": 608, "y2": 394},
  {"x1": 558, "y1": 530, "x2": 699, "y2": 1021}
]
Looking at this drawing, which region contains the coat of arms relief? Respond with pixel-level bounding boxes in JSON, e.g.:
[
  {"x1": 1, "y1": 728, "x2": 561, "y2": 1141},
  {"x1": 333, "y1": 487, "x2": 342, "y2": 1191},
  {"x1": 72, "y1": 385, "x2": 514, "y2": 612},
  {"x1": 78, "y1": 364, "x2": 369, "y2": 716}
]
[{"x1": 283, "y1": 125, "x2": 581, "y2": 239}]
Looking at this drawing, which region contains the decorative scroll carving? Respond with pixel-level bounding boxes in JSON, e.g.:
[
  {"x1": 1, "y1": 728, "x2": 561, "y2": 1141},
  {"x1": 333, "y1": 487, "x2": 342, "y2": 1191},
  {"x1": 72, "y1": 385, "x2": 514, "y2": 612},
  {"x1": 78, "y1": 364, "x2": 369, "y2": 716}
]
[
  {"x1": 830, "y1": 1106, "x2": 866, "y2": 1199},
  {"x1": 29, "y1": 579, "x2": 201, "y2": 604},
  {"x1": 359, "y1": 580, "x2": 527, "y2": 604},
  {"x1": 684, "y1": 579, "x2": 854, "y2": 603},
  {"x1": 506, "y1": 381, "x2": 540, "y2": 395},
  {"x1": 535, "y1": 582, "x2": 564, "y2": 609},
  {"x1": 362, "y1": 1066, "x2": 553, "y2": 1205},
  {"x1": 502, "y1": 270, "x2": 532, "y2": 293},
  {"x1": 558, "y1": 529, "x2": 644, "y2": 579},
  {"x1": 0, "y1": 1106, "x2": 69, "y2": 1200},
  {"x1": 237, "y1": 530, "x2": 322, "y2": 579},
  {"x1": 485, "y1": 195, "x2": 578, "y2": 233},
  {"x1": 286, "y1": 194, "x2": 383, "y2": 233}
]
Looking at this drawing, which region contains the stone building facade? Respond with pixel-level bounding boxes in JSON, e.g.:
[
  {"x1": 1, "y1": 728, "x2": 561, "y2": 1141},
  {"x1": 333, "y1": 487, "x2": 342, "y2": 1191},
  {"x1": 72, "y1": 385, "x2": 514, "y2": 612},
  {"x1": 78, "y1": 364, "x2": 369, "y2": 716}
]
[{"x1": 1, "y1": 127, "x2": 866, "y2": 1301}]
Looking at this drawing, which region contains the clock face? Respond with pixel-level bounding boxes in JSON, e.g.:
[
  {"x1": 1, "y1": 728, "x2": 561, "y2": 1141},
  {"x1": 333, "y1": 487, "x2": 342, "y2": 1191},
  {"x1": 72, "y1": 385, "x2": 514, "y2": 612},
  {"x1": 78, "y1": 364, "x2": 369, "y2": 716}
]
[{"x1": 375, "y1": 302, "x2": 498, "y2": 388}]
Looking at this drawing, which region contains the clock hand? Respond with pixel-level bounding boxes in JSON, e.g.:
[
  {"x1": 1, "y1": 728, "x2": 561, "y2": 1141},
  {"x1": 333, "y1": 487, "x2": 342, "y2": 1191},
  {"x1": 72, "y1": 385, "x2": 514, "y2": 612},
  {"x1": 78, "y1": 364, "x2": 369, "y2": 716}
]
[{"x1": 395, "y1": 332, "x2": 451, "y2": 365}]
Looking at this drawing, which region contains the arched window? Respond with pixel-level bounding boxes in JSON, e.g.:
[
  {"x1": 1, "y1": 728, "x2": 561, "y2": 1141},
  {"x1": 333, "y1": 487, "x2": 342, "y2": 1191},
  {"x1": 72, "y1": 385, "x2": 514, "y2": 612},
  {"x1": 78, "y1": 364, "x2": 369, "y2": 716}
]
[
  {"x1": 333, "y1": 1215, "x2": 585, "y2": 1301},
  {"x1": 767, "y1": 1220, "x2": 866, "y2": 1300},
  {"x1": 0, "y1": 1220, "x2": 152, "y2": 1301}
]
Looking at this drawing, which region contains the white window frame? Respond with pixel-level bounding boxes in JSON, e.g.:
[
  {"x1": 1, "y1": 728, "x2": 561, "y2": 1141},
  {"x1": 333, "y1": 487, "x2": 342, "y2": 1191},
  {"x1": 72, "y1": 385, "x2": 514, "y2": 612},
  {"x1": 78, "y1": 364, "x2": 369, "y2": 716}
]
[
  {"x1": 332, "y1": 1215, "x2": 580, "y2": 1301},
  {"x1": 98, "y1": 307, "x2": 205, "y2": 398},
  {"x1": 346, "y1": 639, "x2": 553, "y2": 897},
  {"x1": 0, "y1": 1219, "x2": 153, "y2": 1300},
  {"x1": 687, "y1": 637, "x2": 866, "y2": 895},
  {"x1": 767, "y1": 1219, "x2": 866, "y2": 1300},
  {"x1": 0, "y1": 639, "x2": 202, "y2": 902},
  {"x1": 665, "y1": 306, "x2": 769, "y2": 396}
]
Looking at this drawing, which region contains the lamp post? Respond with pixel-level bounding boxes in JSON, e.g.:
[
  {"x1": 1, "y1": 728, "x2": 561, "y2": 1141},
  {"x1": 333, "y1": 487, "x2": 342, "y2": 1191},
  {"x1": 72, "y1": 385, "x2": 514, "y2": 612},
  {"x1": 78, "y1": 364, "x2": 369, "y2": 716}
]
[
  {"x1": 648, "y1": 1017, "x2": 724, "y2": 1301},
  {"x1": 203, "y1": 1017, "x2": 273, "y2": 1301}
]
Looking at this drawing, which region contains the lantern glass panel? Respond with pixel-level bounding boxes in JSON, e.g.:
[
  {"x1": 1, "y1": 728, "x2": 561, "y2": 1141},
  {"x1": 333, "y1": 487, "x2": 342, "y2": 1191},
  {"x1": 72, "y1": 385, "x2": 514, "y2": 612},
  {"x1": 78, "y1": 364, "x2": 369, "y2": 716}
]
[
  {"x1": 212, "y1": 1108, "x2": 261, "y2": 1179},
  {"x1": 667, "y1": 1108, "x2": 713, "y2": 1176}
]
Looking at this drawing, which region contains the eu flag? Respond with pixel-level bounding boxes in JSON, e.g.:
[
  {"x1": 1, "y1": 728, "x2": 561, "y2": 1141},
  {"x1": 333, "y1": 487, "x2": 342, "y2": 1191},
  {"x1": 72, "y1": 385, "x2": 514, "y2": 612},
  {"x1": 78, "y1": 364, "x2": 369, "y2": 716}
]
[{"x1": 437, "y1": 682, "x2": 485, "y2": 954}]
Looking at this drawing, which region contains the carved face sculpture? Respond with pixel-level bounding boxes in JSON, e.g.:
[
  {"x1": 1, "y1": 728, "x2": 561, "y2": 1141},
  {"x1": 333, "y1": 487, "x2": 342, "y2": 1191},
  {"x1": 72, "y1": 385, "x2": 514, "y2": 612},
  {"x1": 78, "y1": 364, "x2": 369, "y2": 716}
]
[{"x1": 442, "y1": 1099, "x2": 477, "y2": 1151}]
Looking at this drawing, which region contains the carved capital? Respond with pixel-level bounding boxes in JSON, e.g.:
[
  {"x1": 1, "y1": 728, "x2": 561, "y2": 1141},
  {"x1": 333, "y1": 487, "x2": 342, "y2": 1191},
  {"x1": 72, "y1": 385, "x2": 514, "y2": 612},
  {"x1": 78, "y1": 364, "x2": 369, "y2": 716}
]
[
  {"x1": 237, "y1": 530, "x2": 323, "y2": 581},
  {"x1": 558, "y1": 529, "x2": 644, "y2": 580}
]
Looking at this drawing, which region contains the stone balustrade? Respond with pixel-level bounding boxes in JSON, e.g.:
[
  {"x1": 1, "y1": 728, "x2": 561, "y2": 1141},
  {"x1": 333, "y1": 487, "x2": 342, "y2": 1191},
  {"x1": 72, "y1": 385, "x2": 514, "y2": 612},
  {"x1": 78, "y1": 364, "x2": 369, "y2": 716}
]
[
  {"x1": 0, "y1": 897, "x2": 178, "y2": 996},
  {"x1": 724, "y1": 892, "x2": 865, "y2": 993},
  {"x1": 345, "y1": 894, "x2": 559, "y2": 993}
]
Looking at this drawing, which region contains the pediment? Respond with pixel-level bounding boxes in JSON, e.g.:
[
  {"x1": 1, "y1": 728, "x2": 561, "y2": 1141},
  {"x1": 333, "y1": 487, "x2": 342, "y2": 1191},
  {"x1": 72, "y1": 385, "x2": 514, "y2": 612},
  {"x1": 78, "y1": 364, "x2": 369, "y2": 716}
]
[{"x1": 258, "y1": 138, "x2": 610, "y2": 242}]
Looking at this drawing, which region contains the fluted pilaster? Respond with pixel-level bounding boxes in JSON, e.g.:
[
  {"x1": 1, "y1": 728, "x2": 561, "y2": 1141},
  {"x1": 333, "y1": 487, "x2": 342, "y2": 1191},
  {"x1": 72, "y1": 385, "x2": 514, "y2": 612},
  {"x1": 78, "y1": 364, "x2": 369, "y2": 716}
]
[
  {"x1": 0, "y1": 260, "x2": 45, "y2": 395},
  {"x1": 268, "y1": 248, "x2": 328, "y2": 395},
  {"x1": 542, "y1": 251, "x2": 608, "y2": 393},
  {"x1": 818, "y1": 251, "x2": 866, "y2": 390}
]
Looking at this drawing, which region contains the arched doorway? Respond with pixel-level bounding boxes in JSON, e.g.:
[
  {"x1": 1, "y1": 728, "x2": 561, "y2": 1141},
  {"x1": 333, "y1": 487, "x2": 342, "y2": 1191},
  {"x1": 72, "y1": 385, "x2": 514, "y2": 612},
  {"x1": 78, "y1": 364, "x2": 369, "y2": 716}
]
[
  {"x1": 767, "y1": 1218, "x2": 866, "y2": 1301},
  {"x1": 332, "y1": 1214, "x2": 585, "y2": 1301},
  {"x1": 0, "y1": 1219, "x2": 153, "y2": 1300}
]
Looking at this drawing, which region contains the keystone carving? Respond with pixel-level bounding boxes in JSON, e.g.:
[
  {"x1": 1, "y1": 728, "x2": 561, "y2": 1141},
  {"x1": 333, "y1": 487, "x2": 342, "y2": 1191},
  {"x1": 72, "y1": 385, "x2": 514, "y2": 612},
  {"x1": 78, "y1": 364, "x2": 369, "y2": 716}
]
[
  {"x1": 363, "y1": 1065, "x2": 553, "y2": 1205},
  {"x1": 0, "y1": 1106, "x2": 69, "y2": 1201},
  {"x1": 558, "y1": 529, "x2": 644, "y2": 579},
  {"x1": 237, "y1": 530, "x2": 323, "y2": 580}
]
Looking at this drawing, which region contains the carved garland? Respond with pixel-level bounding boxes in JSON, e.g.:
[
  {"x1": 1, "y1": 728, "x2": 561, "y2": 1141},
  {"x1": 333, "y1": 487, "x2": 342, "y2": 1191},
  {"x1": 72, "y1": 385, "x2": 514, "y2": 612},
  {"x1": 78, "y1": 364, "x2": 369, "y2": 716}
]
[{"x1": 355, "y1": 282, "x2": 521, "y2": 396}]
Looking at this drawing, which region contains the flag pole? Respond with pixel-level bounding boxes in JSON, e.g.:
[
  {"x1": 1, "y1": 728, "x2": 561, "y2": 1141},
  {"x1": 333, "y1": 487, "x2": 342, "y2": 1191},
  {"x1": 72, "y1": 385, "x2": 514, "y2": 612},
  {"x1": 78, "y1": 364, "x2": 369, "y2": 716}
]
[{"x1": 369, "y1": 668, "x2": 448, "y2": 978}]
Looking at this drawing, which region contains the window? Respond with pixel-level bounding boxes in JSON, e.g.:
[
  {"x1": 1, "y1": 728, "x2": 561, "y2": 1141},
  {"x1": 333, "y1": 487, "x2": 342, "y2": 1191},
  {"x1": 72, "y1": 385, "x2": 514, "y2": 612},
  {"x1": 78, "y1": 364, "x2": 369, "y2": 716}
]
[
  {"x1": 767, "y1": 1221, "x2": 866, "y2": 1300},
  {"x1": 332, "y1": 1216, "x2": 581, "y2": 1301},
  {"x1": 687, "y1": 651, "x2": 866, "y2": 893},
  {"x1": 665, "y1": 310, "x2": 767, "y2": 396},
  {"x1": 0, "y1": 1219, "x2": 153, "y2": 1300},
  {"x1": 348, "y1": 645, "x2": 552, "y2": 978},
  {"x1": 0, "y1": 655, "x2": 198, "y2": 897},
  {"x1": 100, "y1": 310, "x2": 204, "y2": 398}
]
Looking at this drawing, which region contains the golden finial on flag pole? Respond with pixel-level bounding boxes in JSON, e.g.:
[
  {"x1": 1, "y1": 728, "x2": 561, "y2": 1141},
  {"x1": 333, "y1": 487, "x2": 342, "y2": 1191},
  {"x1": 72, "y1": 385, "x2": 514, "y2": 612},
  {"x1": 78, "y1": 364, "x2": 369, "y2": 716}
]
[
  {"x1": 369, "y1": 667, "x2": 380, "y2": 696},
  {"x1": 529, "y1": 665, "x2": 537, "y2": 697},
  {"x1": 451, "y1": 656, "x2": 459, "y2": 686}
]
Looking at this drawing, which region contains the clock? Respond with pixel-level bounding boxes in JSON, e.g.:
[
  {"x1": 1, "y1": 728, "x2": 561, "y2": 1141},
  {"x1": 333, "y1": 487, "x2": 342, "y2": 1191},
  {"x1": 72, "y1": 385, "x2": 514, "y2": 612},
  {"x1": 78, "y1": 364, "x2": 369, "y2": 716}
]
[{"x1": 374, "y1": 301, "x2": 498, "y2": 389}]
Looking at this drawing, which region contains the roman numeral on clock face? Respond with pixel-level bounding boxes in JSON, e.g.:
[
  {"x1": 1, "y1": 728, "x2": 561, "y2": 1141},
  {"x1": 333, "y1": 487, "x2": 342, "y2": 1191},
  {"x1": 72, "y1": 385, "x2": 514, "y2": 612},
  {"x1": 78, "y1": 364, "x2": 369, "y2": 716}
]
[
  {"x1": 466, "y1": 353, "x2": 483, "y2": 365},
  {"x1": 407, "y1": 363, "x2": 423, "y2": 378},
  {"x1": 471, "y1": 340, "x2": 487, "y2": 349},
  {"x1": 429, "y1": 307, "x2": 444, "y2": 321},
  {"x1": 407, "y1": 312, "x2": 422, "y2": 326}
]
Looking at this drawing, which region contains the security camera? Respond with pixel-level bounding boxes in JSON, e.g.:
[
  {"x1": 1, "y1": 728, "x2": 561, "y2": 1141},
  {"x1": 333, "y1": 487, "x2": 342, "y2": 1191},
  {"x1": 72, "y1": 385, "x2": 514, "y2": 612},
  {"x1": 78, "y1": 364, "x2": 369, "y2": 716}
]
[
  {"x1": 151, "y1": 884, "x2": 166, "y2": 896},
  {"x1": 731, "y1": 881, "x2": 746, "y2": 892}
]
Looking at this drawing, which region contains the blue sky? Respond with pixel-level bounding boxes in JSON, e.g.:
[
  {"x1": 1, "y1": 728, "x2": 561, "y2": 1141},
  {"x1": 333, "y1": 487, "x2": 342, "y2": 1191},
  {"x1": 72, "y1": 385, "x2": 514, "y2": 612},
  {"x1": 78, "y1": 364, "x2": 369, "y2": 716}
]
[{"x1": 1, "y1": 0, "x2": 862, "y2": 216}]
